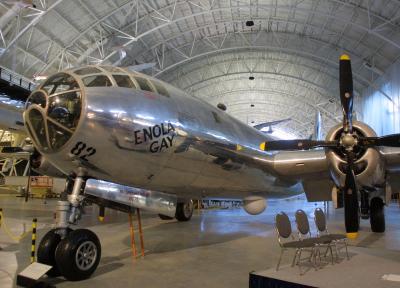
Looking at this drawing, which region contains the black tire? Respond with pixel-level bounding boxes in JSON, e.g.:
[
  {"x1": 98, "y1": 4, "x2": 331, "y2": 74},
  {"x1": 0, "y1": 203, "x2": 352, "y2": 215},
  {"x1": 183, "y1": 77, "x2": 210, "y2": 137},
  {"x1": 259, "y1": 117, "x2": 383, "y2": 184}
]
[
  {"x1": 158, "y1": 214, "x2": 174, "y2": 220},
  {"x1": 55, "y1": 229, "x2": 101, "y2": 281},
  {"x1": 370, "y1": 197, "x2": 385, "y2": 233},
  {"x1": 37, "y1": 229, "x2": 61, "y2": 277},
  {"x1": 37, "y1": 228, "x2": 72, "y2": 277},
  {"x1": 175, "y1": 200, "x2": 193, "y2": 222}
]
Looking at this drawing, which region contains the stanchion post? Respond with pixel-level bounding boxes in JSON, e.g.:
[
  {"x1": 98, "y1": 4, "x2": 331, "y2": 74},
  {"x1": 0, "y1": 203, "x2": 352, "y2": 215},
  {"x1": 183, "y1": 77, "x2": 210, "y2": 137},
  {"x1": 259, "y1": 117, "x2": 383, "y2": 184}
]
[
  {"x1": 136, "y1": 208, "x2": 145, "y2": 257},
  {"x1": 128, "y1": 212, "x2": 137, "y2": 258},
  {"x1": 31, "y1": 218, "x2": 37, "y2": 263}
]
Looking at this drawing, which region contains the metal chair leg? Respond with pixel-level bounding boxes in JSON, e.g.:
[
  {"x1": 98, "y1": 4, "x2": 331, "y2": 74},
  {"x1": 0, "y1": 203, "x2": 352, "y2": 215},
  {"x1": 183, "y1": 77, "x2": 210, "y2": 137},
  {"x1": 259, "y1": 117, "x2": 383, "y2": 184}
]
[
  {"x1": 298, "y1": 249, "x2": 303, "y2": 275},
  {"x1": 276, "y1": 248, "x2": 284, "y2": 271},
  {"x1": 334, "y1": 242, "x2": 340, "y2": 262},
  {"x1": 291, "y1": 249, "x2": 299, "y2": 267},
  {"x1": 313, "y1": 247, "x2": 319, "y2": 271},
  {"x1": 323, "y1": 246, "x2": 329, "y2": 257},
  {"x1": 344, "y1": 240, "x2": 349, "y2": 260},
  {"x1": 329, "y1": 245, "x2": 334, "y2": 265}
]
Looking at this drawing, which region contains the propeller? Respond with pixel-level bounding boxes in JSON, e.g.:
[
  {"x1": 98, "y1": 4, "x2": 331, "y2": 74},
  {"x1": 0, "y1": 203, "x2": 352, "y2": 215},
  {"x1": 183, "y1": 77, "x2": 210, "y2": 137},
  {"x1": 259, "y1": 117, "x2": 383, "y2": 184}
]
[
  {"x1": 259, "y1": 54, "x2": 400, "y2": 236},
  {"x1": 339, "y1": 54, "x2": 354, "y2": 134},
  {"x1": 338, "y1": 54, "x2": 359, "y2": 236},
  {"x1": 358, "y1": 134, "x2": 400, "y2": 147},
  {"x1": 259, "y1": 139, "x2": 337, "y2": 151}
]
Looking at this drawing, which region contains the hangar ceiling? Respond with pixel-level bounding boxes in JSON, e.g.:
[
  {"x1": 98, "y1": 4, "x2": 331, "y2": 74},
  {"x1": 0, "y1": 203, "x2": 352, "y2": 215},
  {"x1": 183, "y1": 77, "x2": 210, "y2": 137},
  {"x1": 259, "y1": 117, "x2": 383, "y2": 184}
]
[{"x1": 0, "y1": 0, "x2": 400, "y2": 137}]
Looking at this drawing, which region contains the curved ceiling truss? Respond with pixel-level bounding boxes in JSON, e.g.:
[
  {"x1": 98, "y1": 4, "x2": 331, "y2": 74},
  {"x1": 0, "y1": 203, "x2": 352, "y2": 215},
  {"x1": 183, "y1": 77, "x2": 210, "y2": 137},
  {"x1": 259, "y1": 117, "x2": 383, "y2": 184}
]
[{"x1": 0, "y1": 0, "x2": 399, "y2": 137}]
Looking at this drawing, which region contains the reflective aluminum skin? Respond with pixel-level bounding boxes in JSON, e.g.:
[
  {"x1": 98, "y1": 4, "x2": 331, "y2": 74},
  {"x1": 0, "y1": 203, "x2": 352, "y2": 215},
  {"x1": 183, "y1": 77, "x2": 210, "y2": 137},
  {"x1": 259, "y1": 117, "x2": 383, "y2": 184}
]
[
  {"x1": 22, "y1": 66, "x2": 400, "y2": 202},
  {"x1": 85, "y1": 179, "x2": 177, "y2": 217}
]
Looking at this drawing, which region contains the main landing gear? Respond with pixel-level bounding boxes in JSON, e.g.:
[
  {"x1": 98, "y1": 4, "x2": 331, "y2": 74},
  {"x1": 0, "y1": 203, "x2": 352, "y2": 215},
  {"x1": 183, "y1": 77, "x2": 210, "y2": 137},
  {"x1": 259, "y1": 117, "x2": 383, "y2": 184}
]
[
  {"x1": 159, "y1": 199, "x2": 194, "y2": 221},
  {"x1": 358, "y1": 189, "x2": 385, "y2": 233},
  {"x1": 370, "y1": 197, "x2": 385, "y2": 233},
  {"x1": 37, "y1": 171, "x2": 102, "y2": 281}
]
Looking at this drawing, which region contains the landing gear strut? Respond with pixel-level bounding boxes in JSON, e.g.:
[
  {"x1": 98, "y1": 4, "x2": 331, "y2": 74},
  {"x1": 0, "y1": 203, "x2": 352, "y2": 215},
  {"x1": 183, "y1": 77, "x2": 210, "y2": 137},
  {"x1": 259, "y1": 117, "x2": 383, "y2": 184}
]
[
  {"x1": 37, "y1": 172, "x2": 102, "y2": 281},
  {"x1": 360, "y1": 189, "x2": 369, "y2": 220}
]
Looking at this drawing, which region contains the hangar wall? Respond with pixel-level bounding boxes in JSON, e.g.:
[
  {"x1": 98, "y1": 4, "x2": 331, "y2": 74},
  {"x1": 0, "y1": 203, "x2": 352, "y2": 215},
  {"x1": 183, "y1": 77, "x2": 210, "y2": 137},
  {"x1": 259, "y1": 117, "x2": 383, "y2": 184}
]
[{"x1": 361, "y1": 60, "x2": 400, "y2": 136}]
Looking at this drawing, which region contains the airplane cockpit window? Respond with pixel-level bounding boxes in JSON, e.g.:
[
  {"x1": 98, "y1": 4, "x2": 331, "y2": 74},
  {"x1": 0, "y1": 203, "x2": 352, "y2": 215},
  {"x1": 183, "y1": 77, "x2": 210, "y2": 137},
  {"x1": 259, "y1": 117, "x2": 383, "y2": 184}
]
[
  {"x1": 47, "y1": 91, "x2": 81, "y2": 130},
  {"x1": 41, "y1": 73, "x2": 79, "y2": 95},
  {"x1": 134, "y1": 77, "x2": 154, "y2": 92},
  {"x1": 47, "y1": 120, "x2": 72, "y2": 150},
  {"x1": 25, "y1": 91, "x2": 47, "y2": 109},
  {"x1": 113, "y1": 75, "x2": 136, "y2": 88},
  {"x1": 74, "y1": 67, "x2": 102, "y2": 75},
  {"x1": 28, "y1": 109, "x2": 48, "y2": 149},
  {"x1": 82, "y1": 75, "x2": 112, "y2": 87},
  {"x1": 152, "y1": 81, "x2": 170, "y2": 97}
]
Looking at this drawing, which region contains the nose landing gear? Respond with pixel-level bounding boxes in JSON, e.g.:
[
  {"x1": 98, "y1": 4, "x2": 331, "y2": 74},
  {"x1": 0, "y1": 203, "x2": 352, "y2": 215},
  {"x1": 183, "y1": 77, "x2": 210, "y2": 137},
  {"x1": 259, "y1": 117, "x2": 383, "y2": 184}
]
[
  {"x1": 55, "y1": 229, "x2": 101, "y2": 281},
  {"x1": 37, "y1": 173, "x2": 102, "y2": 281}
]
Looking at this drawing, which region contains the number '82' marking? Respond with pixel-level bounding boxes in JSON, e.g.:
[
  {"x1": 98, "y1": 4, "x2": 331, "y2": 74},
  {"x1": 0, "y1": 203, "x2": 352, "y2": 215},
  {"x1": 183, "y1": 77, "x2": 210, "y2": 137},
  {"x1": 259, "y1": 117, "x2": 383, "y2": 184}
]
[{"x1": 70, "y1": 142, "x2": 96, "y2": 161}]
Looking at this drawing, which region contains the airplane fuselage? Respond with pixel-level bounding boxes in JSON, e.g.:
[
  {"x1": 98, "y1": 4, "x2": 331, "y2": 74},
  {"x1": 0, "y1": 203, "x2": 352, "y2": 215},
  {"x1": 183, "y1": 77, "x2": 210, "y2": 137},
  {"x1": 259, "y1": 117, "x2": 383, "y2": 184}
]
[{"x1": 23, "y1": 67, "x2": 302, "y2": 199}]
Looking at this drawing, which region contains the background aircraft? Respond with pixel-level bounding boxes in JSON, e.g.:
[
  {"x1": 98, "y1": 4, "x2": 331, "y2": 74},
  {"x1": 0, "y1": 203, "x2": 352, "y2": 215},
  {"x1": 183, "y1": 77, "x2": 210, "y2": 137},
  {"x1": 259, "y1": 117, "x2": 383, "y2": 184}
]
[{"x1": 1, "y1": 55, "x2": 400, "y2": 281}]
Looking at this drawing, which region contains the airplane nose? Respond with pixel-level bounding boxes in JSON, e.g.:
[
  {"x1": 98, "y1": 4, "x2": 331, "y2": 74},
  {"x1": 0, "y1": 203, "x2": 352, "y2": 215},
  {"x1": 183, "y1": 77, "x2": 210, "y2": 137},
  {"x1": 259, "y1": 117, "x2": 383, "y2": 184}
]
[{"x1": 24, "y1": 72, "x2": 82, "y2": 152}]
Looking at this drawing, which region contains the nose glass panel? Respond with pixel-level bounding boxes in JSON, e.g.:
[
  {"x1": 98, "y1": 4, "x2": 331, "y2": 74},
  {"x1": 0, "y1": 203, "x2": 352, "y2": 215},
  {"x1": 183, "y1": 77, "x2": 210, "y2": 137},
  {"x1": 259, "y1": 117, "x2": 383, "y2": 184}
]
[
  {"x1": 25, "y1": 91, "x2": 47, "y2": 109},
  {"x1": 47, "y1": 91, "x2": 81, "y2": 129},
  {"x1": 47, "y1": 120, "x2": 72, "y2": 150},
  {"x1": 24, "y1": 72, "x2": 82, "y2": 152},
  {"x1": 28, "y1": 109, "x2": 48, "y2": 149}
]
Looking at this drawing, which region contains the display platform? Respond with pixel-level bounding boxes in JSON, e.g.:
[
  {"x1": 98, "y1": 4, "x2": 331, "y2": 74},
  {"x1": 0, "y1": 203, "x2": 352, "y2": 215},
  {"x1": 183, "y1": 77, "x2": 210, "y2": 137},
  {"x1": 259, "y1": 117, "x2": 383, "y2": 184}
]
[{"x1": 249, "y1": 246, "x2": 400, "y2": 288}]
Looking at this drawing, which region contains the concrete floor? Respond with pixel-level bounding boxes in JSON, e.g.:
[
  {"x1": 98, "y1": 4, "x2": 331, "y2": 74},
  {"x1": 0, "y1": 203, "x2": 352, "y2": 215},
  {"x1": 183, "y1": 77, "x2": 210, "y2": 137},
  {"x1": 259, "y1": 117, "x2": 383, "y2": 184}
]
[{"x1": 1, "y1": 194, "x2": 400, "y2": 287}]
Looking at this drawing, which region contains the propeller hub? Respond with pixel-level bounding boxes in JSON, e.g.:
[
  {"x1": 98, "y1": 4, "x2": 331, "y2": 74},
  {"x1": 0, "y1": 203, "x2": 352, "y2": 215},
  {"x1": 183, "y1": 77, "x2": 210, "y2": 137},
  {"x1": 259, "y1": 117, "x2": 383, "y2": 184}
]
[{"x1": 341, "y1": 134, "x2": 357, "y2": 149}]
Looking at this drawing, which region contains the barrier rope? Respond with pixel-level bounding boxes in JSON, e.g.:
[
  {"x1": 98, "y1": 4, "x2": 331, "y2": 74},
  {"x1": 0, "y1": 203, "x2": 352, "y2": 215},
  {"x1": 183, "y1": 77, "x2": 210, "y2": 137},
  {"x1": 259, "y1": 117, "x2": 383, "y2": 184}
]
[{"x1": 0, "y1": 208, "x2": 33, "y2": 241}]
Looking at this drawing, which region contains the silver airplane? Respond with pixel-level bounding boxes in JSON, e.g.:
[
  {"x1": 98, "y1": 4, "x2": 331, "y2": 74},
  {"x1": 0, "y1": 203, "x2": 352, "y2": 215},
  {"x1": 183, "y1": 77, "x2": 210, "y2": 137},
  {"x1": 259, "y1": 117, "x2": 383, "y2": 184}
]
[{"x1": 2, "y1": 55, "x2": 400, "y2": 280}]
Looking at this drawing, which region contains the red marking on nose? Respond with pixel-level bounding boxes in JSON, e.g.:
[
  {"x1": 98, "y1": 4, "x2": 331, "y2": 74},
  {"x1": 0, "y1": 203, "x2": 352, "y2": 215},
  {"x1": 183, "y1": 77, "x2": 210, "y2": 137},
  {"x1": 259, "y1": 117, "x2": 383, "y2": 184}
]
[{"x1": 143, "y1": 91, "x2": 157, "y2": 99}]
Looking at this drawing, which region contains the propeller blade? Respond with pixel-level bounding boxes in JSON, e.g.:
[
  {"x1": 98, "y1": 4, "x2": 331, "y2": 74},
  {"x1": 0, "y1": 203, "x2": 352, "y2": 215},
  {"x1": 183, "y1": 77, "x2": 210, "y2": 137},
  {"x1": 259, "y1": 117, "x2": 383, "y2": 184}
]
[
  {"x1": 259, "y1": 139, "x2": 338, "y2": 151},
  {"x1": 339, "y1": 54, "x2": 354, "y2": 133},
  {"x1": 343, "y1": 151, "x2": 359, "y2": 235},
  {"x1": 359, "y1": 133, "x2": 400, "y2": 147}
]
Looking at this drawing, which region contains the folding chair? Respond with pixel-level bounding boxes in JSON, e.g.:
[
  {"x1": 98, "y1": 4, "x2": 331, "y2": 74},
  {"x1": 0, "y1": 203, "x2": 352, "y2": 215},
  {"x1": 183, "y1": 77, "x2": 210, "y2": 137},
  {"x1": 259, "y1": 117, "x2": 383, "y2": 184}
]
[
  {"x1": 275, "y1": 212, "x2": 318, "y2": 274},
  {"x1": 314, "y1": 208, "x2": 349, "y2": 261},
  {"x1": 295, "y1": 209, "x2": 334, "y2": 266}
]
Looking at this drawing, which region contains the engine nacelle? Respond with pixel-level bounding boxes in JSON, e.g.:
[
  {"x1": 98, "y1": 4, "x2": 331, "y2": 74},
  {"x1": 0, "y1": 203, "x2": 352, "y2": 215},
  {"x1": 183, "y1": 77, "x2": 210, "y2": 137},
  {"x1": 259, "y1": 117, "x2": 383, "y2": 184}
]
[
  {"x1": 325, "y1": 121, "x2": 385, "y2": 189},
  {"x1": 242, "y1": 196, "x2": 266, "y2": 215}
]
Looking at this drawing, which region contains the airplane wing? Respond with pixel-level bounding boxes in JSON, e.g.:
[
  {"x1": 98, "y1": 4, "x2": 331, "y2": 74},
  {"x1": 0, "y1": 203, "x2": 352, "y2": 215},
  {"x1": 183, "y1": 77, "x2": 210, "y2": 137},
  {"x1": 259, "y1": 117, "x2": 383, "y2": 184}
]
[
  {"x1": 0, "y1": 97, "x2": 26, "y2": 134},
  {"x1": 174, "y1": 135, "x2": 331, "y2": 199}
]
